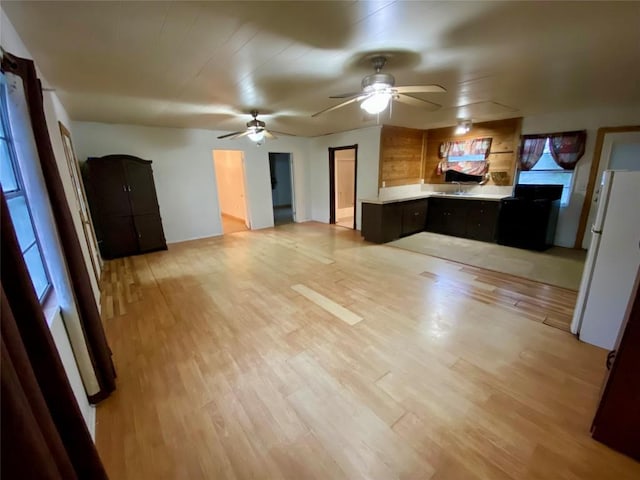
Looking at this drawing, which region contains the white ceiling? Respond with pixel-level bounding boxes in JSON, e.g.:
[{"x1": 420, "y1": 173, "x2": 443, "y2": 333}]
[{"x1": 3, "y1": 1, "x2": 640, "y2": 137}]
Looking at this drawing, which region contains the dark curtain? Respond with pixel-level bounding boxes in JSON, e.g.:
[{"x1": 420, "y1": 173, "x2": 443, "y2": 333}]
[
  {"x1": 519, "y1": 137, "x2": 547, "y2": 171},
  {"x1": 1, "y1": 193, "x2": 109, "y2": 480},
  {"x1": 549, "y1": 130, "x2": 587, "y2": 170},
  {"x1": 1, "y1": 52, "x2": 115, "y2": 402}
]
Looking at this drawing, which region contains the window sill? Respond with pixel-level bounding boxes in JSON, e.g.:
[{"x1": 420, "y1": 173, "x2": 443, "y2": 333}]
[{"x1": 42, "y1": 289, "x2": 60, "y2": 328}]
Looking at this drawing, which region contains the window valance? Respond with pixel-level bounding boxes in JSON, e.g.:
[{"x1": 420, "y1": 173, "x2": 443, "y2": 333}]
[
  {"x1": 437, "y1": 137, "x2": 492, "y2": 176},
  {"x1": 519, "y1": 130, "x2": 586, "y2": 171}
]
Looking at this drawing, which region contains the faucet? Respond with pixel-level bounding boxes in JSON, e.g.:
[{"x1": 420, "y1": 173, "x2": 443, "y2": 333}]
[{"x1": 453, "y1": 181, "x2": 463, "y2": 194}]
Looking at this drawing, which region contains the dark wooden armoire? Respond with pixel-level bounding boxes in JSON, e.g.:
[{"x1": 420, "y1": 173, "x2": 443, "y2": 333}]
[
  {"x1": 591, "y1": 278, "x2": 640, "y2": 461},
  {"x1": 83, "y1": 154, "x2": 167, "y2": 259}
]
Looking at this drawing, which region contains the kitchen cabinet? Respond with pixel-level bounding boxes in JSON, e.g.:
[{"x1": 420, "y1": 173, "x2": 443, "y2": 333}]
[
  {"x1": 400, "y1": 199, "x2": 428, "y2": 236},
  {"x1": 362, "y1": 196, "x2": 500, "y2": 244},
  {"x1": 362, "y1": 199, "x2": 427, "y2": 243},
  {"x1": 465, "y1": 200, "x2": 500, "y2": 242},
  {"x1": 426, "y1": 197, "x2": 500, "y2": 242},
  {"x1": 83, "y1": 154, "x2": 167, "y2": 259}
]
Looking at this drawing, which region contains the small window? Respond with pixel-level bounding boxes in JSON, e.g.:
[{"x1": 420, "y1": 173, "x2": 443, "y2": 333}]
[
  {"x1": 517, "y1": 139, "x2": 573, "y2": 206},
  {"x1": 0, "y1": 76, "x2": 52, "y2": 301}
]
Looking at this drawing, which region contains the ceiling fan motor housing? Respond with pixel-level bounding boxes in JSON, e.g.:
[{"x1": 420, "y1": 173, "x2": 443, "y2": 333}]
[
  {"x1": 246, "y1": 119, "x2": 266, "y2": 130},
  {"x1": 361, "y1": 72, "x2": 395, "y2": 92}
]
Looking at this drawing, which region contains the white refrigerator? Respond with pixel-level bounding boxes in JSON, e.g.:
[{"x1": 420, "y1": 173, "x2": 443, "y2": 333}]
[{"x1": 571, "y1": 170, "x2": 640, "y2": 350}]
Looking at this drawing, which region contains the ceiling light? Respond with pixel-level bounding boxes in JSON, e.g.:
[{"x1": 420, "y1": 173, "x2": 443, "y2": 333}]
[
  {"x1": 360, "y1": 92, "x2": 392, "y2": 115},
  {"x1": 455, "y1": 119, "x2": 472, "y2": 135},
  {"x1": 248, "y1": 129, "x2": 265, "y2": 142}
]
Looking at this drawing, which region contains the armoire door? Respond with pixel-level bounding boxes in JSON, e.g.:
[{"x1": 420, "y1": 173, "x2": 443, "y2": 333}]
[
  {"x1": 86, "y1": 159, "x2": 132, "y2": 216},
  {"x1": 100, "y1": 216, "x2": 138, "y2": 258},
  {"x1": 133, "y1": 214, "x2": 166, "y2": 253},
  {"x1": 124, "y1": 160, "x2": 160, "y2": 215}
]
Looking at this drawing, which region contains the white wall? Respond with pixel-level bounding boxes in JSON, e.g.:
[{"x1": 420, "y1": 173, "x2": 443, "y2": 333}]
[
  {"x1": 522, "y1": 106, "x2": 640, "y2": 247},
  {"x1": 308, "y1": 126, "x2": 382, "y2": 230},
  {"x1": 72, "y1": 122, "x2": 310, "y2": 243},
  {"x1": 1, "y1": 8, "x2": 96, "y2": 437},
  {"x1": 213, "y1": 150, "x2": 246, "y2": 221}
]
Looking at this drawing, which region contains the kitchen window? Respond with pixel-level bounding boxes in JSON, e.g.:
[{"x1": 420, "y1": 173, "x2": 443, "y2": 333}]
[
  {"x1": 1, "y1": 77, "x2": 52, "y2": 301},
  {"x1": 517, "y1": 138, "x2": 573, "y2": 206}
]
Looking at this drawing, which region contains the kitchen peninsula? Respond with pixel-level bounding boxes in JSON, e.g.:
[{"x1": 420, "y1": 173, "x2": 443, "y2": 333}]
[{"x1": 361, "y1": 192, "x2": 508, "y2": 244}]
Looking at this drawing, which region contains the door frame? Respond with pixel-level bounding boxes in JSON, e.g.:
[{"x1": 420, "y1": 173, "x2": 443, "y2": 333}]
[
  {"x1": 574, "y1": 126, "x2": 640, "y2": 248},
  {"x1": 212, "y1": 149, "x2": 251, "y2": 232},
  {"x1": 58, "y1": 121, "x2": 102, "y2": 285},
  {"x1": 328, "y1": 145, "x2": 358, "y2": 229},
  {"x1": 268, "y1": 152, "x2": 296, "y2": 224}
]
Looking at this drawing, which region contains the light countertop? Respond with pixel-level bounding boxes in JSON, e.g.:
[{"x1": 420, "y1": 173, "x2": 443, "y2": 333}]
[{"x1": 361, "y1": 192, "x2": 510, "y2": 205}]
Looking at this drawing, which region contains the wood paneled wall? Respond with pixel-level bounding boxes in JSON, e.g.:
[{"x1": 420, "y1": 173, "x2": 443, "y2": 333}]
[
  {"x1": 422, "y1": 118, "x2": 522, "y2": 185},
  {"x1": 379, "y1": 125, "x2": 426, "y2": 187}
]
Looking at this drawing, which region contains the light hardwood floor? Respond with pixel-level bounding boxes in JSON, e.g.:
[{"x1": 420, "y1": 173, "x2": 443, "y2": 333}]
[{"x1": 97, "y1": 222, "x2": 639, "y2": 479}]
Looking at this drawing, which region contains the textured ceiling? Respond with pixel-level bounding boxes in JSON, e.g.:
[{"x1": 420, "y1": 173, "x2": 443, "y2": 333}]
[{"x1": 3, "y1": 1, "x2": 640, "y2": 137}]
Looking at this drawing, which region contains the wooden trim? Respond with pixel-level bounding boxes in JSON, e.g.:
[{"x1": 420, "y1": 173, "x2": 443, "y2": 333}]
[
  {"x1": 328, "y1": 148, "x2": 336, "y2": 224},
  {"x1": 574, "y1": 125, "x2": 640, "y2": 248},
  {"x1": 58, "y1": 121, "x2": 102, "y2": 286},
  {"x1": 328, "y1": 145, "x2": 357, "y2": 226},
  {"x1": 352, "y1": 145, "x2": 358, "y2": 230}
]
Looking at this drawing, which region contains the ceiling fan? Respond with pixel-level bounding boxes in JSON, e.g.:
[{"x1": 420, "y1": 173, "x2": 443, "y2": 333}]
[
  {"x1": 312, "y1": 55, "x2": 446, "y2": 117},
  {"x1": 217, "y1": 110, "x2": 279, "y2": 143}
]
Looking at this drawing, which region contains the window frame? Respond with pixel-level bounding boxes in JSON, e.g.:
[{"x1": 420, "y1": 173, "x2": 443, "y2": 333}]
[{"x1": 1, "y1": 76, "x2": 53, "y2": 303}]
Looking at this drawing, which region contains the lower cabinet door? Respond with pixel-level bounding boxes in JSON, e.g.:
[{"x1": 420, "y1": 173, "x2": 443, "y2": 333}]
[
  {"x1": 100, "y1": 216, "x2": 138, "y2": 259},
  {"x1": 133, "y1": 214, "x2": 167, "y2": 253},
  {"x1": 401, "y1": 200, "x2": 428, "y2": 236}
]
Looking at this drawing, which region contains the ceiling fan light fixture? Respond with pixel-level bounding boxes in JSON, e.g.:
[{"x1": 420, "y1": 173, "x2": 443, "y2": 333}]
[
  {"x1": 247, "y1": 128, "x2": 265, "y2": 142},
  {"x1": 360, "y1": 92, "x2": 392, "y2": 115},
  {"x1": 455, "y1": 119, "x2": 472, "y2": 135}
]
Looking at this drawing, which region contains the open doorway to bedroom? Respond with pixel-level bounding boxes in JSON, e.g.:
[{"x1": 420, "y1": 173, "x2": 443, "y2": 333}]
[
  {"x1": 329, "y1": 145, "x2": 357, "y2": 229},
  {"x1": 213, "y1": 150, "x2": 250, "y2": 234},
  {"x1": 268, "y1": 152, "x2": 295, "y2": 226}
]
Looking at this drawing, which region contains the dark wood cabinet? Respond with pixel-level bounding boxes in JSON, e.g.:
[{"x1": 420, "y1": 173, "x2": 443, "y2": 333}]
[
  {"x1": 426, "y1": 197, "x2": 499, "y2": 242},
  {"x1": 362, "y1": 199, "x2": 428, "y2": 243},
  {"x1": 400, "y1": 199, "x2": 428, "y2": 236},
  {"x1": 362, "y1": 202, "x2": 402, "y2": 243},
  {"x1": 591, "y1": 281, "x2": 640, "y2": 460},
  {"x1": 466, "y1": 200, "x2": 500, "y2": 242},
  {"x1": 362, "y1": 196, "x2": 500, "y2": 244},
  {"x1": 83, "y1": 154, "x2": 167, "y2": 259}
]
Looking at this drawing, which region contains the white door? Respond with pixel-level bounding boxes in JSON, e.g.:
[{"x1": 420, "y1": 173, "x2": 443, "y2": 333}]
[{"x1": 583, "y1": 132, "x2": 640, "y2": 248}]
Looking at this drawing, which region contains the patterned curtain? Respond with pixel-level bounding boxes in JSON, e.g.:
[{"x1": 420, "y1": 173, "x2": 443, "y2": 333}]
[
  {"x1": 438, "y1": 141, "x2": 450, "y2": 159},
  {"x1": 548, "y1": 130, "x2": 587, "y2": 170},
  {"x1": 438, "y1": 137, "x2": 492, "y2": 176},
  {"x1": 519, "y1": 137, "x2": 547, "y2": 171}
]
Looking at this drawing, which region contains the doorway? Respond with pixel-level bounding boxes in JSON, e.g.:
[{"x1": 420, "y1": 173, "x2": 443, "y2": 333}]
[
  {"x1": 329, "y1": 145, "x2": 357, "y2": 229},
  {"x1": 576, "y1": 128, "x2": 640, "y2": 248},
  {"x1": 213, "y1": 150, "x2": 250, "y2": 234},
  {"x1": 268, "y1": 153, "x2": 295, "y2": 226}
]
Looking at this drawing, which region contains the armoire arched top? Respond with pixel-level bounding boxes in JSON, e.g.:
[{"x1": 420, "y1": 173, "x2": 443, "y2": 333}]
[{"x1": 91, "y1": 154, "x2": 153, "y2": 166}]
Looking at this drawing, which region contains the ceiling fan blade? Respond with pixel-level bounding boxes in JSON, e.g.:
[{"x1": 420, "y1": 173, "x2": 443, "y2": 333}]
[
  {"x1": 329, "y1": 92, "x2": 362, "y2": 99},
  {"x1": 395, "y1": 94, "x2": 441, "y2": 111},
  {"x1": 311, "y1": 95, "x2": 369, "y2": 117},
  {"x1": 217, "y1": 131, "x2": 244, "y2": 139},
  {"x1": 269, "y1": 130, "x2": 295, "y2": 137},
  {"x1": 263, "y1": 130, "x2": 276, "y2": 140},
  {"x1": 232, "y1": 130, "x2": 252, "y2": 139},
  {"x1": 395, "y1": 84, "x2": 447, "y2": 94}
]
